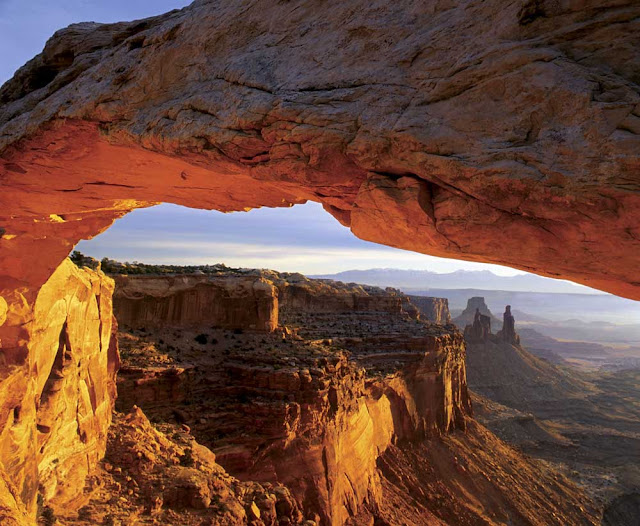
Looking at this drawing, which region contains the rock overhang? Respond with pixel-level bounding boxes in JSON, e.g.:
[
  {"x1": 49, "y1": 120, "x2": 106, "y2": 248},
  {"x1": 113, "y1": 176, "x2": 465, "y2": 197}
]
[{"x1": 1, "y1": 0, "x2": 639, "y2": 307}]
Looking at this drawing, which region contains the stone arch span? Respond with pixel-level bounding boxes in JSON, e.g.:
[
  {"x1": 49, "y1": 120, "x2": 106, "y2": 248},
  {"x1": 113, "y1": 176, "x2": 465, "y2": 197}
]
[
  {"x1": 1, "y1": 0, "x2": 639, "y2": 306},
  {"x1": 0, "y1": 1, "x2": 639, "y2": 522}
]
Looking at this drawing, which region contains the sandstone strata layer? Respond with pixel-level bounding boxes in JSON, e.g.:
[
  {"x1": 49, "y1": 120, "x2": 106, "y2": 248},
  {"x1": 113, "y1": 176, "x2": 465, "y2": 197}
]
[
  {"x1": 407, "y1": 295, "x2": 451, "y2": 324},
  {"x1": 115, "y1": 273, "x2": 468, "y2": 525},
  {"x1": 113, "y1": 274, "x2": 279, "y2": 331},
  {"x1": 113, "y1": 271, "x2": 596, "y2": 525}
]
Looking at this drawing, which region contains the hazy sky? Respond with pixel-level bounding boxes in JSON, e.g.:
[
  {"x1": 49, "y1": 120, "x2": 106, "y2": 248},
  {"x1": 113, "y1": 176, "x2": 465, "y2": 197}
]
[
  {"x1": 0, "y1": 0, "x2": 587, "y2": 282},
  {"x1": 75, "y1": 203, "x2": 531, "y2": 275}
]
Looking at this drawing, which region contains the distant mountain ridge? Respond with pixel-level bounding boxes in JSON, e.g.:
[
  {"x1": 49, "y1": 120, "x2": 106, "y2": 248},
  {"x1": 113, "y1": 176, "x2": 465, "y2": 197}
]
[{"x1": 311, "y1": 268, "x2": 598, "y2": 294}]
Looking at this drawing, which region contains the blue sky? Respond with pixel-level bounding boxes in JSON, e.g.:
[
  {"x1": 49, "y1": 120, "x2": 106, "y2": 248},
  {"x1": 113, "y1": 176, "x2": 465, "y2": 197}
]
[{"x1": 0, "y1": 0, "x2": 555, "y2": 277}]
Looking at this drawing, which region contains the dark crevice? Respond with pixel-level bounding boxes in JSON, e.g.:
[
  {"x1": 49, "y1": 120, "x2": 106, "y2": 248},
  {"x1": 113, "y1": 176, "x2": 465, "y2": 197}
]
[
  {"x1": 85, "y1": 181, "x2": 143, "y2": 189},
  {"x1": 518, "y1": 0, "x2": 547, "y2": 25},
  {"x1": 40, "y1": 321, "x2": 71, "y2": 408},
  {"x1": 37, "y1": 424, "x2": 51, "y2": 434},
  {"x1": 295, "y1": 81, "x2": 414, "y2": 93},
  {"x1": 238, "y1": 151, "x2": 271, "y2": 165}
]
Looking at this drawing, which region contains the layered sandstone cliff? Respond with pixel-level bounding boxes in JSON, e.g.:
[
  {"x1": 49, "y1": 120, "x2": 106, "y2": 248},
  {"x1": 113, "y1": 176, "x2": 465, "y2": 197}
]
[
  {"x1": 0, "y1": 3, "x2": 637, "y2": 521},
  {"x1": 275, "y1": 274, "x2": 420, "y2": 319},
  {"x1": 0, "y1": 259, "x2": 118, "y2": 525},
  {"x1": 109, "y1": 271, "x2": 469, "y2": 524},
  {"x1": 407, "y1": 295, "x2": 451, "y2": 324},
  {"x1": 113, "y1": 273, "x2": 279, "y2": 331},
  {"x1": 112, "y1": 271, "x2": 596, "y2": 525}
]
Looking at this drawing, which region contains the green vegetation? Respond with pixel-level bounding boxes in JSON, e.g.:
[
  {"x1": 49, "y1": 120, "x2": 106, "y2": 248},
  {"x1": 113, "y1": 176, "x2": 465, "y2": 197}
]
[{"x1": 69, "y1": 250, "x2": 238, "y2": 276}]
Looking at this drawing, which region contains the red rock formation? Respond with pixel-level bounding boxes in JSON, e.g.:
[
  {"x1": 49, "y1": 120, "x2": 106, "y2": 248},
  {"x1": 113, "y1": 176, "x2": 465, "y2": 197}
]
[
  {"x1": 113, "y1": 274, "x2": 279, "y2": 331},
  {"x1": 112, "y1": 274, "x2": 471, "y2": 525},
  {"x1": 369, "y1": 420, "x2": 598, "y2": 526},
  {"x1": 1, "y1": 1, "x2": 639, "y2": 306},
  {"x1": 407, "y1": 295, "x2": 451, "y2": 324},
  {"x1": 0, "y1": 260, "x2": 118, "y2": 525},
  {"x1": 0, "y1": 2, "x2": 638, "y2": 521},
  {"x1": 56, "y1": 406, "x2": 305, "y2": 525},
  {"x1": 275, "y1": 275, "x2": 419, "y2": 319}
]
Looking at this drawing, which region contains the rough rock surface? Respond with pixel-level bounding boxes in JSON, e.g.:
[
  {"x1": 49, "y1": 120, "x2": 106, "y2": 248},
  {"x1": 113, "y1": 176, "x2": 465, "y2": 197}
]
[
  {"x1": 602, "y1": 493, "x2": 640, "y2": 526},
  {"x1": 407, "y1": 295, "x2": 451, "y2": 324},
  {"x1": 275, "y1": 274, "x2": 420, "y2": 319},
  {"x1": 1, "y1": 0, "x2": 640, "y2": 308},
  {"x1": 369, "y1": 420, "x2": 598, "y2": 526},
  {"x1": 0, "y1": 260, "x2": 118, "y2": 525},
  {"x1": 0, "y1": 2, "x2": 639, "y2": 521},
  {"x1": 464, "y1": 308, "x2": 493, "y2": 343},
  {"x1": 113, "y1": 271, "x2": 597, "y2": 525},
  {"x1": 115, "y1": 272, "x2": 470, "y2": 525},
  {"x1": 57, "y1": 406, "x2": 305, "y2": 526},
  {"x1": 113, "y1": 274, "x2": 279, "y2": 331}
]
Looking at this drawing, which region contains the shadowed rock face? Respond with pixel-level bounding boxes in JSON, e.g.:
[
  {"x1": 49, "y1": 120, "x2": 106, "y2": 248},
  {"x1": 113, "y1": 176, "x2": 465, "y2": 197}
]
[
  {"x1": 0, "y1": 0, "x2": 639, "y2": 305},
  {"x1": 497, "y1": 305, "x2": 520, "y2": 345},
  {"x1": 464, "y1": 308, "x2": 493, "y2": 343},
  {"x1": 453, "y1": 296, "x2": 500, "y2": 331},
  {"x1": 114, "y1": 272, "x2": 472, "y2": 525},
  {"x1": 407, "y1": 295, "x2": 451, "y2": 324}
]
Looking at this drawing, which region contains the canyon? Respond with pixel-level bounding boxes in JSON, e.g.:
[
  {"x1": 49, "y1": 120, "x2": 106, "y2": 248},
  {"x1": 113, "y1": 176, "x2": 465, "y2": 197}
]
[
  {"x1": 0, "y1": 1, "x2": 639, "y2": 524},
  {"x1": 1, "y1": 258, "x2": 602, "y2": 525},
  {"x1": 457, "y1": 298, "x2": 640, "y2": 523},
  {"x1": 105, "y1": 265, "x2": 595, "y2": 525}
]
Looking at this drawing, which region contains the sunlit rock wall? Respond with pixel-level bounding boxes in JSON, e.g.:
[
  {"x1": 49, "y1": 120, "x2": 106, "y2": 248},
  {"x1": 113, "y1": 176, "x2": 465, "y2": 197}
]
[{"x1": 0, "y1": 260, "x2": 118, "y2": 523}]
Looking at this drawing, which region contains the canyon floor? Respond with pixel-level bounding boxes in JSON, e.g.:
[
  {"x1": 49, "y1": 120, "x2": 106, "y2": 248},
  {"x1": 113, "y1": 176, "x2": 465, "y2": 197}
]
[{"x1": 468, "y1": 344, "x2": 640, "y2": 519}]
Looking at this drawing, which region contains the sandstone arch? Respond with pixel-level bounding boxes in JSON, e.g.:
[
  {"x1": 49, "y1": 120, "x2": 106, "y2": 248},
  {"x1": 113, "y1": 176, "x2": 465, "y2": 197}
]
[
  {"x1": 1, "y1": 0, "x2": 639, "y2": 305},
  {"x1": 0, "y1": 0, "x2": 639, "y2": 522}
]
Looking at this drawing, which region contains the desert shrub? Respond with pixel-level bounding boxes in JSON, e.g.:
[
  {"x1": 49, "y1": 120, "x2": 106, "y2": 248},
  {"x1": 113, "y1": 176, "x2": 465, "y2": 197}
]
[
  {"x1": 210, "y1": 338, "x2": 218, "y2": 345},
  {"x1": 233, "y1": 328, "x2": 244, "y2": 335},
  {"x1": 41, "y1": 506, "x2": 56, "y2": 526},
  {"x1": 194, "y1": 334, "x2": 208, "y2": 345}
]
